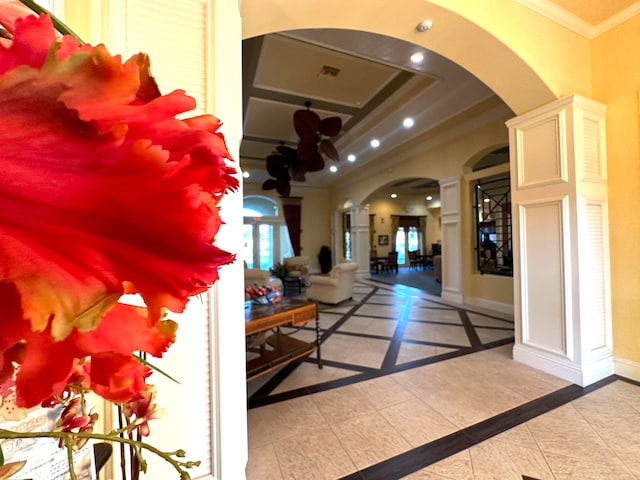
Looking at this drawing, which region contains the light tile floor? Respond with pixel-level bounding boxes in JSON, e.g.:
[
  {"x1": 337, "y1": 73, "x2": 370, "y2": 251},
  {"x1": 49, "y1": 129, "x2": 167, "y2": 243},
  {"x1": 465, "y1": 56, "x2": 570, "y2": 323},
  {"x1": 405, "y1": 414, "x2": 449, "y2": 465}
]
[{"x1": 246, "y1": 280, "x2": 640, "y2": 480}]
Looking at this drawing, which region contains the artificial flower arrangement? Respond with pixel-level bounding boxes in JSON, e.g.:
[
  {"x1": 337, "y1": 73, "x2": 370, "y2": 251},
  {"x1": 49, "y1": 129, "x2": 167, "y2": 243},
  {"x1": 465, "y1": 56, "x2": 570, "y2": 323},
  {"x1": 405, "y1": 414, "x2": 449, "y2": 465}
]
[
  {"x1": 270, "y1": 262, "x2": 292, "y2": 279},
  {"x1": 244, "y1": 283, "x2": 281, "y2": 305},
  {"x1": 0, "y1": 1, "x2": 238, "y2": 478}
]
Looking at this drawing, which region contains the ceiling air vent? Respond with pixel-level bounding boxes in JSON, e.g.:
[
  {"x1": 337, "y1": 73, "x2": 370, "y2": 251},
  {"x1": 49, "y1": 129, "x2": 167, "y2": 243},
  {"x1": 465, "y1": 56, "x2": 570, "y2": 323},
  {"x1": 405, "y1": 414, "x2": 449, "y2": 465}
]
[{"x1": 318, "y1": 65, "x2": 341, "y2": 78}]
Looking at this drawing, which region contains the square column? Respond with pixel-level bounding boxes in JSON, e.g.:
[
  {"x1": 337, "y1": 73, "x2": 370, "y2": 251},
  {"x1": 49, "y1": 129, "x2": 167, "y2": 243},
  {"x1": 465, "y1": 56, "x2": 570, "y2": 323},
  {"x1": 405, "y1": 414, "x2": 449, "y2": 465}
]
[
  {"x1": 440, "y1": 177, "x2": 463, "y2": 304},
  {"x1": 349, "y1": 204, "x2": 372, "y2": 275},
  {"x1": 507, "y1": 94, "x2": 613, "y2": 386}
]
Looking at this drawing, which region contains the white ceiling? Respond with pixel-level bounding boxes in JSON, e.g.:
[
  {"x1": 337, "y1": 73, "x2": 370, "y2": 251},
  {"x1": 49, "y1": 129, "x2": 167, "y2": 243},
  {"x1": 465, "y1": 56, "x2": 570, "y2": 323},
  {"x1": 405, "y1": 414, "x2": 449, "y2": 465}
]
[
  {"x1": 240, "y1": 29, "x2": 499, "y2": 199},
  {"x1": 240, "y1": 1, "x2": 640, "y2": 200}
]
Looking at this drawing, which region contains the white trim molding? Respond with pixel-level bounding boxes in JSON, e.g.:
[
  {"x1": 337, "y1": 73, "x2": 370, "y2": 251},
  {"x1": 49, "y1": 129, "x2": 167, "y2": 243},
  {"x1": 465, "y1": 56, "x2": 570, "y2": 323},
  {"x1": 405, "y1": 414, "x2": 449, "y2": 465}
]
[
  {"x1": 516, "y1": 0, "x2": 640, "y2": 39},
  {"x1": 614, "y1": 357, "x2": 640, "y2": 383}
]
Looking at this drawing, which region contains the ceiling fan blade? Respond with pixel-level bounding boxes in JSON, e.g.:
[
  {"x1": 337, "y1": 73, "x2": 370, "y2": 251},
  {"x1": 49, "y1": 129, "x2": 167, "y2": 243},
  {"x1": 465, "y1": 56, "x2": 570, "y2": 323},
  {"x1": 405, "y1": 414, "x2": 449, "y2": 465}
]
[
  {"x1": 275, "y1": 179, "x2": 291, "y2": 197},
  {"x1": 297, "y1": 133, "x2": 317, "y2": 161},
  {"x1": 262, "y1": 178, "x2": 278, "y2": 190},
  {"x1": 289, "y1": 162, "x2": 307, "y2": 182},
  {"x1": 319, "y1": 139, "x2": 340, "y2": 162},
  {"x1": 294, "y1": 109, "x2": 320, "y2": 136},
  {"x1": 266, "y1": 155, "x2": 288, "y2": 177},
  {"x1": 275, "y1": 145, "x2": 298, "y2": 159},
  {"x1": 305, "y1": 152, "x2": 325, "y2": 172},
  {"x1": 319, "y1": 116, "x2": 342, "y2": 137}
]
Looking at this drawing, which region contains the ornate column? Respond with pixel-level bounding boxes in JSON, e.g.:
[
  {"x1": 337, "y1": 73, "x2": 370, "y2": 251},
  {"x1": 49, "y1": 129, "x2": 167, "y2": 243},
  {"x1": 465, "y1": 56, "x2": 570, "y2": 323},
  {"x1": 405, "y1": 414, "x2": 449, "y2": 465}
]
[
  {"x1": 507, "y1": 94, "x2": 613, "y2": 386},
  {"x1": 440, "y1": 177, "x2": 464, "y2": 304}
]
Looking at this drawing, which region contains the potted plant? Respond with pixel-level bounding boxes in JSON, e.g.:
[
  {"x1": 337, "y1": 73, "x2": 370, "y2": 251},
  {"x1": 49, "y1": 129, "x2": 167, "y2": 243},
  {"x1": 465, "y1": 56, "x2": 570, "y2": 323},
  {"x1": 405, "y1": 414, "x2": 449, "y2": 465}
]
[{"x1": 318, "y1": 246, "x2": 332, "y2": 274}]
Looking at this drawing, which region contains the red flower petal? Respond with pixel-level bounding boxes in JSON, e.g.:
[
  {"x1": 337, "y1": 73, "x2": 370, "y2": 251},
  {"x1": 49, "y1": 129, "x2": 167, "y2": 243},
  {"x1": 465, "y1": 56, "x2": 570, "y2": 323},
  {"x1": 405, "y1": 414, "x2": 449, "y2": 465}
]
[
  {"x1": 0, "y1": 12, "x2": 238, "y2": 407},
  {"x1": 14, "y1": 304, "x2": 176, "y2": 407}
]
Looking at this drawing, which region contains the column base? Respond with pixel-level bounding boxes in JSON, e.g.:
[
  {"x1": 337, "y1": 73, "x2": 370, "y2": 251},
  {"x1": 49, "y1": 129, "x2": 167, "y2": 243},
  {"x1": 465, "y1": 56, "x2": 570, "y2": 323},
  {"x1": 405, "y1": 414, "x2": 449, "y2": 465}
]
[{"x1": 513, "y1": 343, "x2": 614, "y2": 387}]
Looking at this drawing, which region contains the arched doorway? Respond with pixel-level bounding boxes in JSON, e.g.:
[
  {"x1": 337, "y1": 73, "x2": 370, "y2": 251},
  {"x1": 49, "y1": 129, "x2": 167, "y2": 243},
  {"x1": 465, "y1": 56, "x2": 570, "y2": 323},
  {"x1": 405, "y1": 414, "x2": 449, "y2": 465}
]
[
  {"x1": 240, "y1": 0, "x2": 561, "y2": 115},
  {"x1": 235, "y1": 2, "x2": 611, "y2": 478}
]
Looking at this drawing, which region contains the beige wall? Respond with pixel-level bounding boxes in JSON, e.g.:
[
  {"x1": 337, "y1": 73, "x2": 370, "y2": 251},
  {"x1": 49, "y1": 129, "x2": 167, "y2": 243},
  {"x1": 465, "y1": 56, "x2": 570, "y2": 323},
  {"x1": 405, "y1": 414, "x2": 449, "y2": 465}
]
[
  {"x1": 366, "y1": 197, "x2": 440, "y2": 259},
  {"x1": 240, "y1": 0, "x2": 640, "y2": 365},
  {"x1": 592, "y1": 15, "x2": 640, "y2": 363},
  {"x1": 243, "y1": 184, "x2": 332, "y2": 272},
  {"x1": 331, "y1": 113, "x2": 512, "y2": 208}
]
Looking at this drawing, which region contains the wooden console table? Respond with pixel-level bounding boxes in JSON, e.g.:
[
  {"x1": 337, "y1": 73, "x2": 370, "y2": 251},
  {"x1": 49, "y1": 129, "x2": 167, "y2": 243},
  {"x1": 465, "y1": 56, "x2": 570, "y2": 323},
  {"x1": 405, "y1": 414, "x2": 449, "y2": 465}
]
[{"x1": 245, "y1": 298, "x2": 322, "y2": 380}]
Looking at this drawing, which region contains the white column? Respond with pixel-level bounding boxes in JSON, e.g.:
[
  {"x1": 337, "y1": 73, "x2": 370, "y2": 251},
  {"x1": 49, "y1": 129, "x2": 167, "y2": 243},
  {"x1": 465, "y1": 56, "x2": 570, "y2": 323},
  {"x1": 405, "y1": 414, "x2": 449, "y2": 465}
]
[
  {"x1": 440, "y1": 177, "x2": 463, "y2": 304},
  {"x1": 207, "y1": 1, "x2": 248, "y2": 478},
  {"x1": 507, "y1": 94, "x2": 613, "y2": 387},
  {"x1": 349, "y1": 205, "x2": 371, "y2": 275}
]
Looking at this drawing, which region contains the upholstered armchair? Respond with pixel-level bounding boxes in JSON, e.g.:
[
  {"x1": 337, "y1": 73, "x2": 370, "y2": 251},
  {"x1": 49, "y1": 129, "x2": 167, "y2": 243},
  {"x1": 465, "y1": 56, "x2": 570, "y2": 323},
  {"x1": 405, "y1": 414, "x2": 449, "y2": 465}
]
[
  {"x1": 244, "y1": 262, "x2": 283, "y2": 289},
  {"x1": 283, "y1": 255, "x2": 311, "y2": 285},
  {"x1": 306, "y1": 262, "x2": 359, "y2": 304}
]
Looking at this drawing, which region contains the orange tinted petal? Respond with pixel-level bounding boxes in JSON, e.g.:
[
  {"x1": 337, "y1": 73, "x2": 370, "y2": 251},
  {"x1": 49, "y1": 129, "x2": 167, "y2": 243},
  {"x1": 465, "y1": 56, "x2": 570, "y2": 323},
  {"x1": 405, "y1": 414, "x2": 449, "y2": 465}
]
[{"x1": 0, "y1": 12, "x2": 237, "y2": 407}]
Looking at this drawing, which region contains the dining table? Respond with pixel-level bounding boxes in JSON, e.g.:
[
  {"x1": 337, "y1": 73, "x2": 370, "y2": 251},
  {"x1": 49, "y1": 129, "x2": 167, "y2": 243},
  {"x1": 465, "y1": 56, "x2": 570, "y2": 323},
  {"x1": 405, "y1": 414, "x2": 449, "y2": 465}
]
[{"x1": 370, "y1": 256, "x2": 389, "y2": 273}]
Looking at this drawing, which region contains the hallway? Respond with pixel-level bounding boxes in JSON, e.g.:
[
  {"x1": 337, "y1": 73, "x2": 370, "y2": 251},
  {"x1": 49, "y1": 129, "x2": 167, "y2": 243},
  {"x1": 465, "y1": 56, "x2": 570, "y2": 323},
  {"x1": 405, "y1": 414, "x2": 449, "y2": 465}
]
[{"x1": 246, "y1": 281, "x2": 640, "y2": 479}]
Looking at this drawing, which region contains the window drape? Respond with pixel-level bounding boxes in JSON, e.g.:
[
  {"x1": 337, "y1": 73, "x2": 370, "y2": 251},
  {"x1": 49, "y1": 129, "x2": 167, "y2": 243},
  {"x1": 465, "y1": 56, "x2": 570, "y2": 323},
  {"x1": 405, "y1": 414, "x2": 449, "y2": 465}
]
[
  {"x1": 390, "y1": 215, "x2": 400, "y2": 251},
  {"x1": 369, "y1": 214, "x2": 376, "y2": 250},
  {"x1": 418, "y1": 216, "x2": 427, "y2": 254},
  {"x1": 281, "y1": 196, "x2": 302, "y2": 256}
]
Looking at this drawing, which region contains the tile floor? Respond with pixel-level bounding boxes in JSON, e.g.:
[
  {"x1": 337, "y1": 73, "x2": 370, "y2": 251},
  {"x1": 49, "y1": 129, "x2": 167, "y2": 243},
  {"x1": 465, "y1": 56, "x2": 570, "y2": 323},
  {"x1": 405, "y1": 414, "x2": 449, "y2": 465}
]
[{"x1": 246, "y1": 280, "x2": 640, "y2": 480}]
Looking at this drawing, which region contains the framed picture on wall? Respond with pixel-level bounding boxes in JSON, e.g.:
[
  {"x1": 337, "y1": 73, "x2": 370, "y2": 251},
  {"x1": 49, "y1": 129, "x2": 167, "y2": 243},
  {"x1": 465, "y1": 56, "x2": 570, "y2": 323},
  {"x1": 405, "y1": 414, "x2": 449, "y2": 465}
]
[{"x1": 378, "y1": 234, "x2": 389, "y2": 246}]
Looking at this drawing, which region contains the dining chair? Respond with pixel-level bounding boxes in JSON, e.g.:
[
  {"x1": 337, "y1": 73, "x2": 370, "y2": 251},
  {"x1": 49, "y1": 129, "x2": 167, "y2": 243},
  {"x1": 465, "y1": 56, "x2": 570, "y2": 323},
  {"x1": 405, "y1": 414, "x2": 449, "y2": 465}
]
[{"x1": 382, "y1": 251, "x2": 399, "y2": 274}]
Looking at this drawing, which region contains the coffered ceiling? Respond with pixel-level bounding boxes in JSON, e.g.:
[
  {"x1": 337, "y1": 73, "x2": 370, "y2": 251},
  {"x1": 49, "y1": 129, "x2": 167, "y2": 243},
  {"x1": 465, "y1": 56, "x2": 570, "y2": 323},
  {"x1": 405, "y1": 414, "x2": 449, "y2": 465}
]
[{"x1": 239, "y1": 1, "x2": 640, "y2": 200}]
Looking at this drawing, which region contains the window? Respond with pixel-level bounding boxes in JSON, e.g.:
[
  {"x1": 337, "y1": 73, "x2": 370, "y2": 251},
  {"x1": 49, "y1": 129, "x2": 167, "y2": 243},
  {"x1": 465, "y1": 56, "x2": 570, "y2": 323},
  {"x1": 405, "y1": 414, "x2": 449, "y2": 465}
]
[
  {"x1": 243, "y1": 196, "x2": 293, "y2": 269},
  {"x1": 35, "y1": 0, "x2": 62, "y2": 16},
  {"x1": 474, "y1": 174, "x2": 512, "y2": 276},
  {"x1": 343, "y1": 213, "x2": 352, "y2": 261},
  {"x1": 394, "y1": 226, "x2": 421, "y2": 265}
]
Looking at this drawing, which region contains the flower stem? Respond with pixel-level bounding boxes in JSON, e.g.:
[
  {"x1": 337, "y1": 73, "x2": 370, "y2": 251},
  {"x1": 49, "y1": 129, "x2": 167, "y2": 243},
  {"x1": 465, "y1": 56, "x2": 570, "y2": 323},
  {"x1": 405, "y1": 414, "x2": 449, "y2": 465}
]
[{"x1": 0, "y1": 429, "x2": 199, "y2": 479}]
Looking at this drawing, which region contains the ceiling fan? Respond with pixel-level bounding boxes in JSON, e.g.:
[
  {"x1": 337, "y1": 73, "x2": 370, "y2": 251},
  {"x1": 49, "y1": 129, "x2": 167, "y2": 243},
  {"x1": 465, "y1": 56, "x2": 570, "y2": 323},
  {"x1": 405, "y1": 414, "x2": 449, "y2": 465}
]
[{"x1": 261, "y1": 101, "x2": 342, "y2": 197}]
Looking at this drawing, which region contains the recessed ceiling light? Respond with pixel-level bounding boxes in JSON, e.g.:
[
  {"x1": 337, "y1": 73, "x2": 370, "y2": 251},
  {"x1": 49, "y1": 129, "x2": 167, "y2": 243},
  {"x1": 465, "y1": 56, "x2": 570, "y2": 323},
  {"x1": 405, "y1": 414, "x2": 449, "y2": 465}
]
[
  {"x1": 347, "y1": 154, "x2": 356, "y2": 162},
  {"x1": 370, "y1": 139, "x2": 380, "y2": 148},
  {"x1": 329, "y1": 165, "x2": 338, "y2": 173},
  {"x1": 426, "y1": 195, "x2": 432, "y2": 201},
  {"x1": 403, "y1": 117, "x2": 414, "y2": 128},
  {"x1": 390, "y1": 193, "x2": 397, "y2": 199},
  {"x1": 410, "y1": 53, "x2": 424, "y2": 63},
  {"x1": 484, "y1": 198, "x2": 491, "y2": 203},
  {"x1": 242, "y1": 171, "x2": 250, "y2": 178}
]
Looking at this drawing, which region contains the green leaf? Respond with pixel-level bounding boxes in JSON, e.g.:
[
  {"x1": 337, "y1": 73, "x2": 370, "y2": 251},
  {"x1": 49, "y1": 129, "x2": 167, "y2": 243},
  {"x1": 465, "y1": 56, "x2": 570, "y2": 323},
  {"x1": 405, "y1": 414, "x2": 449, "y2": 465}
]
[{"x1": 132, "y1": 354, "x2": 181, "y2": 384}]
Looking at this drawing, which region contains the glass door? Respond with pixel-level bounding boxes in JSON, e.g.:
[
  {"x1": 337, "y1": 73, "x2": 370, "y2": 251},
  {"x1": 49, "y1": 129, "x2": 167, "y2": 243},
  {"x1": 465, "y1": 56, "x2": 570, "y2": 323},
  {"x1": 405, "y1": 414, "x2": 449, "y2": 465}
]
[
  {"x1": 395, "y1": 226, "x2": 421, "y2": 267},
  {"x1": 395, "y1": 228, "x2": 406, "y2": 265},
  {"x1": 258, "y1": 224, "x2": 274, "y2": 270},
  {"x1": 243, "y1": 220, "x2": 293, "y2": 270},
  {"x1": 243, "y1": 224, "x2": 255, "y2": 268}
]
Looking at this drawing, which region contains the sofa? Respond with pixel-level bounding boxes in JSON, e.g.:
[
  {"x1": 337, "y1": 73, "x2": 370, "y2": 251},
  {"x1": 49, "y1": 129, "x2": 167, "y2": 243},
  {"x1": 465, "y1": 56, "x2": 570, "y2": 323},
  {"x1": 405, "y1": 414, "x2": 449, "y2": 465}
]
[
  {"x1": 244, "y1": 263, "x2": 283, "y2": 290},
  {"x1": 306, "y1": 262, "x2": 359, "y2": 304},
  {"x1": 283, "y1": 255, "x2": 310, "y2": 285}
]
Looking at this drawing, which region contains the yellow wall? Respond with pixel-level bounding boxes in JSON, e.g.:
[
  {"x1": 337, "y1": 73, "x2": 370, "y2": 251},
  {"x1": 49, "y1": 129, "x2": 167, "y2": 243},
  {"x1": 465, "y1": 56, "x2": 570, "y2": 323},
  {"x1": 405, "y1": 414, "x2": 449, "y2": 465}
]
[
  {"x1": 592, "y1": 15, "x2": 640, "y2": 363},
  {"x1": 461, "y1": 166, "x2": 514, "y2": 308}
]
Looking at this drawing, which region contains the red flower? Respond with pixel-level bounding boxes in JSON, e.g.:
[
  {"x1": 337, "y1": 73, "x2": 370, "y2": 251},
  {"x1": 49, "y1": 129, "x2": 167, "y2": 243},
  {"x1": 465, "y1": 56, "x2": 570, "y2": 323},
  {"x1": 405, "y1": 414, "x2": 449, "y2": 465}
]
[
  {"x1": 122, "y1": 384, "x2": 164, "y2": 437},
  {"x1": 0, "y1": 10, "x2": 238, "y2": 407}
]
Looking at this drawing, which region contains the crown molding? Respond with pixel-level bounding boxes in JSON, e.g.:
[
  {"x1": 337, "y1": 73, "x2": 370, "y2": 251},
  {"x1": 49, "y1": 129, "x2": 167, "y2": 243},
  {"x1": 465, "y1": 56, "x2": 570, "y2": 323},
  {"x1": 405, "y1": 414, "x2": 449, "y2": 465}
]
[{"x1": 517, "y1": 0, "x2": 640, "y2": 39}]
